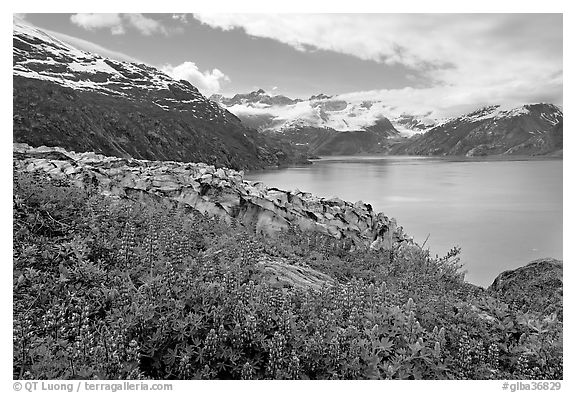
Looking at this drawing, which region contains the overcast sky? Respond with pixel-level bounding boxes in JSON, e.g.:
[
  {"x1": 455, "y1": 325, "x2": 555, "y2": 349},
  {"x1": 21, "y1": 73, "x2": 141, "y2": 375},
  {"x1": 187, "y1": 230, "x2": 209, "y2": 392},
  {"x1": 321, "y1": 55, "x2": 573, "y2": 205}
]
[{"x1": 18, "y1": 13, "x2": 562, "y2": 117}]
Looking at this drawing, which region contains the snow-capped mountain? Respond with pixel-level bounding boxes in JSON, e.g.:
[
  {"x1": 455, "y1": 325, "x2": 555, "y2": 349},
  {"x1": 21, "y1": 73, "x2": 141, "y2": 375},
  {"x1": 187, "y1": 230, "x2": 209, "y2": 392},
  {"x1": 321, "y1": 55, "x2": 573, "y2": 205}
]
[
  {"x1": 211, "y1": 89, "x2": 434, "y2": 137},
  {"x1": 212, "y1": 89, "x2": 562, "y2": 157},
  {"x1": 13, "y1": 20, "x2": 303, "y2": 169},
  {"x1": 392, "y1": 103, "x2": 563, "y2": 156},
  {"x1": 13, "y1": 21, "x2": 232, "y2": 119},
  {"x1": 212, "y1": 89, "x2": 303, "y2": 107},
  {"x1": 394, "y1": 114, "x2": 436, "y2": 135},
  {"x1": 211, "y1": 89, "x2": 434, "y2": 156}
]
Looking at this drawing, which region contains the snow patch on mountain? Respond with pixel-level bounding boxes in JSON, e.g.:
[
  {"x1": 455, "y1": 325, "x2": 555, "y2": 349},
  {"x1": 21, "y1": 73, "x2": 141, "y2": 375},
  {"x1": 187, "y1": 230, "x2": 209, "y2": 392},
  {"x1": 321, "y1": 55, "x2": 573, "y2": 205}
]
[
  {"x1": 13, "y1": 19, "x2": 242, "y2": 125},
  {"x1": 216, "y1": 90, "x2": 436, "y2": 134},
  {"x1": 66, "y1": 58, "x2": 123, "y2": 75},
  {"x1": 459, "y1": 104, "x2": 562, "y2": 124},
  {"x1": 394, "y1": 125, "x2": 425, "y2": 137},
  {"x1": 435, "y1": 104, "x2": 562, "y2": 130}
]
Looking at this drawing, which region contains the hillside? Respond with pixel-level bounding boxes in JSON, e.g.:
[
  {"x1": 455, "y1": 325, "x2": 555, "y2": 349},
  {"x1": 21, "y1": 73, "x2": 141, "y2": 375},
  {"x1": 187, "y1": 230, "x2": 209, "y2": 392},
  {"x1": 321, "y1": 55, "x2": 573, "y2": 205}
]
[
  {"x1": 261, "y1": 118, "x2": 400, "y2": 157},
  {"x1": 13, "y1": 145, "x2": 563, "y2": 380},
  {"x1": 392, "y1": 104, "x2": 563, "y2": 157},
  {"x1": 13, "y1": 21, "x2": 304, "y2": 170}
]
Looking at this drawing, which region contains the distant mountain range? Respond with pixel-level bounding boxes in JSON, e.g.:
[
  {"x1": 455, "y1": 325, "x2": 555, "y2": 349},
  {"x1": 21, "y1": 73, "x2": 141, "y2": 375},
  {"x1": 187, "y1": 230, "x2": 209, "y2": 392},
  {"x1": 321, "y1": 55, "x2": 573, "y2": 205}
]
[
  {"x1": 210, "y1": 89, "x2": 434, "y2": 136},
  {"x1": 211, "y1": 88, "x2": 304, "y2": 107},
  {"x1": 212, "y1": 89, "x2": 563, "y2": 157},
  {"x1": 210, "y1": 89, "x2": 431, "y2": 156},
  {"x1": 12, "y1": 21, "x2": 305, "y2": 170}
]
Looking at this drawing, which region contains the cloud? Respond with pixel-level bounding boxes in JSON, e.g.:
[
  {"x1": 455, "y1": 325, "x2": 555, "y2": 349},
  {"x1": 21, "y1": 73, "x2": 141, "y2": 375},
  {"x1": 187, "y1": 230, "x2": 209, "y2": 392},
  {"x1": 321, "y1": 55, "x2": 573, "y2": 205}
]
[
  {"x1": 193, "y1": 14, "x2": 562, "y2": 113},
  {"x1": 161, "y1": 62, "x2": 230, "y2": 96},
  {"x1": 336, "y1": 75, "x2": 563, "y2": 119},
  {"x1": 48, "y1": 29, "x2": 143, "y2": 63},
  {"x1": 70, "y1": 13, "x2": 175, "y2": 36},
  {"x1": 192, "y1": 14, "x2": 561, "y2": 70},
  {"x1": 124, "y1": 13, "x2": 168, "y2": 36},
  {"x1": 172, "y1": 14, "x2": 188, "y2": 23},
  {"x1": 70, "y1": 13, "x2": 125, "y2": 35}
]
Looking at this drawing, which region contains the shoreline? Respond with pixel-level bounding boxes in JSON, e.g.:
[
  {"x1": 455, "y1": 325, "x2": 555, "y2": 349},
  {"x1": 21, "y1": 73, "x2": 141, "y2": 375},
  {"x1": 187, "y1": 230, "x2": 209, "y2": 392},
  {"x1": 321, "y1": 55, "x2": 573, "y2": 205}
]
[{"x1": 246, "y1": 153, "x2": 563, "y2": 174}]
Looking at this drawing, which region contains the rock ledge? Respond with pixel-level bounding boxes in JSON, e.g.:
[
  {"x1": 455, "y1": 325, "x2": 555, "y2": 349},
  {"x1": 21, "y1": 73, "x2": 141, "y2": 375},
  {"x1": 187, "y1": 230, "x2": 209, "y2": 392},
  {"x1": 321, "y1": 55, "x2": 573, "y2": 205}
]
[{"x1": 14, "y1": 144, "x2": 408, "y2": 250}]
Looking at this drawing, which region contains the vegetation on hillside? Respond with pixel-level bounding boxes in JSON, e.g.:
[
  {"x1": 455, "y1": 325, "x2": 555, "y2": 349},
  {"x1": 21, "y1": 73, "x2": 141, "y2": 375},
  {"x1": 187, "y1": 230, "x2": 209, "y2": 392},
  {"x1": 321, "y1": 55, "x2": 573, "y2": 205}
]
[
  {"x1": 13, "y1": 77, "x2": 307, "y2": 170},
  {"x1": 13, "y1": 170, "x2": 562, "y2": 380}
]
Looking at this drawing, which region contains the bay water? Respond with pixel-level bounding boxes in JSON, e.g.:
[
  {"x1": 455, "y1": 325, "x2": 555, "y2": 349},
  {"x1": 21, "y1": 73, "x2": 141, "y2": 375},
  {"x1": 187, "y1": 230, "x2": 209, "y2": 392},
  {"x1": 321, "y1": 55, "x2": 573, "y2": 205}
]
[{"x1": 245, "y1": 156, "x2": 563, "y2": 287}]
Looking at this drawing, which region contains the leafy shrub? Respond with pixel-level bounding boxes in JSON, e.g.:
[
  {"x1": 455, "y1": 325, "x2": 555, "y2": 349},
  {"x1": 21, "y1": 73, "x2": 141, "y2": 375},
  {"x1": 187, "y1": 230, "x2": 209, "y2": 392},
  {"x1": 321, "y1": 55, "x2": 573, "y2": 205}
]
[{"x1": 13, "y1": 170, "x2": 562, "y2": 380}]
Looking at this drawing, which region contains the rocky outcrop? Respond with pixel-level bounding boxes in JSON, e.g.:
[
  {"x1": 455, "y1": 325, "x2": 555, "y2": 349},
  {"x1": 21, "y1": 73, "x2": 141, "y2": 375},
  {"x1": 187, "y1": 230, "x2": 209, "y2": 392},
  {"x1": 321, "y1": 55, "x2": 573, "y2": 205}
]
[
  {"x1": 14, "y1": 144, "x2": 408, "y2": 251},
  {"x1": 488, "y1": 258, "x2": 563, "y2": 318},
  {"x1": 257, "y1": 256, "x2": 335, "y2": 290}
]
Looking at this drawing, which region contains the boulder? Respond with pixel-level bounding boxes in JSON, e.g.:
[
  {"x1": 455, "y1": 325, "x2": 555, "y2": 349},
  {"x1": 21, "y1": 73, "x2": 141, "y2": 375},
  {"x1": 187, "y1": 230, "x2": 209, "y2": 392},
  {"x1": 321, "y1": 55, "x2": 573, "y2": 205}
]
[
  {"x1": 214, "y1": 168, "x2": 226, "y2": 178},
  {"x1": 257, "y1": 257, "x2": 335, "y2": 290},
  {"x1": 488, "y1": 258, "x2": 563, "y2": 318},
  {"x1": 200, "y1": 174, "x2": 213, "y2": 182}
]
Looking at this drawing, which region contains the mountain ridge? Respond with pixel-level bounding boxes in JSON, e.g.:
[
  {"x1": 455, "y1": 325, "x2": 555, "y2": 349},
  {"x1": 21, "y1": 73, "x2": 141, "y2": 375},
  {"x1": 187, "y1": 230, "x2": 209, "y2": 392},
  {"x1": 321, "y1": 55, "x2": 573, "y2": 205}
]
[
  {"x1": 392, "y1": 103, "x2": 563, "y2": 157},
  {"x1": 213, "y1": 89, "x2": 562, "y2": 157},
  {"x1": 210, "y1": 89, "x2": 434, "y2": 136},
  {"x1": 13, "y1": 21, "x2": 305, "y2": 170},
  {"x1": 212, "y1": 89, "x2": 409, "y2": 156}
]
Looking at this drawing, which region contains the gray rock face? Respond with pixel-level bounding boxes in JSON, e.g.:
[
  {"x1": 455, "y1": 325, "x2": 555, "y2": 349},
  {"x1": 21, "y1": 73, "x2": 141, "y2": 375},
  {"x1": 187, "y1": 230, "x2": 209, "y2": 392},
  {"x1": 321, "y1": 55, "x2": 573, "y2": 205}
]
[
  {"x1": 14, "y1": 144, "x2": 408, "y2": 251},
  {"x1": 257, "y1": 257, "x2": 335, "y2": 291}
]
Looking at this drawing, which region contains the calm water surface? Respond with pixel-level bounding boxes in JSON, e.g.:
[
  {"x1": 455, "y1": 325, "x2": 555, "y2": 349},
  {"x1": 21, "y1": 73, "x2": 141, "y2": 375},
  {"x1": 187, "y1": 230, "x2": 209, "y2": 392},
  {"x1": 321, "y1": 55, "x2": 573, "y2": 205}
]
[{"x1": 245, "y1": 156, "x2": 563, "y2": 287}]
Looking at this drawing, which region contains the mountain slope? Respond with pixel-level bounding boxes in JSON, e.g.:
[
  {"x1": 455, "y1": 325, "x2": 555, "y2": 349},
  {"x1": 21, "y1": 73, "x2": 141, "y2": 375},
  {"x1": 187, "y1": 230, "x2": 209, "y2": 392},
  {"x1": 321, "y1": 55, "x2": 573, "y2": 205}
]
[
  {"x1": 262, "y1": 121, "x2": 399, "y2": 157},
  {"x1": 13, "y1": 21, "x2": 302, "y2": 170},
  {"x1": 392, "y1": 104, "x2": 563, "y2": 157}
]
